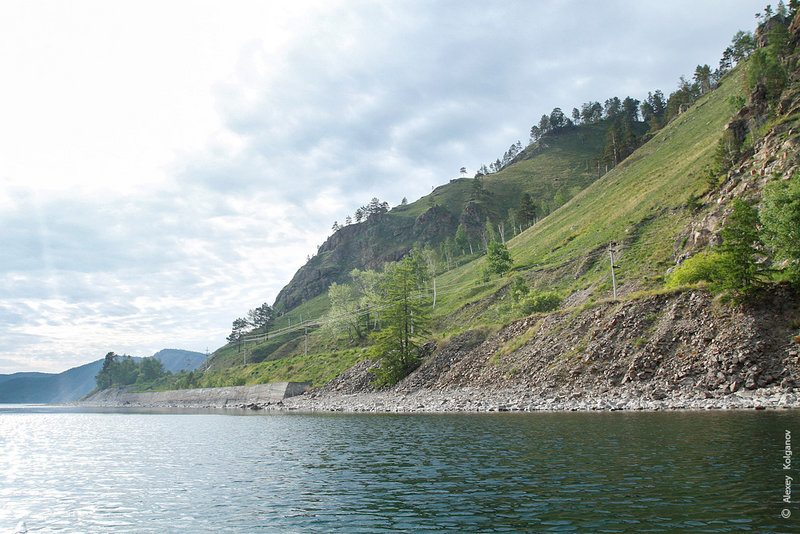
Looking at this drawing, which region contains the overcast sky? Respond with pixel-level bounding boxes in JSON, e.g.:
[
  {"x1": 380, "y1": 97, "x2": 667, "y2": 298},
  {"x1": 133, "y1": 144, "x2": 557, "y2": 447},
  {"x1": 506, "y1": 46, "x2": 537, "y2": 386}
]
[{"x1": 0, "y1": 0, "x2": 768, "y2": 374}]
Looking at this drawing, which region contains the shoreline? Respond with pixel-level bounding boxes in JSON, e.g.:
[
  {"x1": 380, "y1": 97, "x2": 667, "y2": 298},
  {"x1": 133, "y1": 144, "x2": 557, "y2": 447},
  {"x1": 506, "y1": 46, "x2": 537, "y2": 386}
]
[{"x1": 78, "y1": 385, "x2": 800, "y2": 413}]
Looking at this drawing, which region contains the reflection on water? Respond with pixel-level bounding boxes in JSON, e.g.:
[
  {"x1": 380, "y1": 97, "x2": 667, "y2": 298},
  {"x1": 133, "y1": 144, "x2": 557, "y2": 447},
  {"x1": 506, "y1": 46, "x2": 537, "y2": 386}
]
[{"x1": 0, "y1": 405, "x2": 797, "y2": 532}]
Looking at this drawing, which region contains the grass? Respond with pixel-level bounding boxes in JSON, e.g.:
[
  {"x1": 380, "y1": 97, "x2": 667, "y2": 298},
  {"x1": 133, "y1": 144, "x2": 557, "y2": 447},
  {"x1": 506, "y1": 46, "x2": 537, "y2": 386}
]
[
  {"x1": 200, "y1": 348, "x2": 366, "y2": 388},
  {"x1": 501, "y1": 66, "x2": 745, "y2": 286}
]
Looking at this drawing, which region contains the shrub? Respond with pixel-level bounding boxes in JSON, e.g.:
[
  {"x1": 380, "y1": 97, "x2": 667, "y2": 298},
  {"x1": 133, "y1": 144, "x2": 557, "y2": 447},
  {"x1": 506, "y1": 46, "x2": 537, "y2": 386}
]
[
  {"x1": 711, "y1": 129, "x2": 743, "y2": 176},
  {"x1": 519, "y1": 291, "x2": 562, "y2": 314},
  {"x1": 510, "y1": 276, "x2": 529, "y2": 302},
  {"x1": 665, "y1": 251, "x2": 726, "y2": 289}
]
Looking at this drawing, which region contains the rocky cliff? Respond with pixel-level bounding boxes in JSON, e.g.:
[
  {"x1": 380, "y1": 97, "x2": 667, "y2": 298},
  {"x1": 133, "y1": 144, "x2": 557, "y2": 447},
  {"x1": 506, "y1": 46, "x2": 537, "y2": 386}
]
[{"x1": 273, "y1": 208, "x2": 456, "y2": 312}]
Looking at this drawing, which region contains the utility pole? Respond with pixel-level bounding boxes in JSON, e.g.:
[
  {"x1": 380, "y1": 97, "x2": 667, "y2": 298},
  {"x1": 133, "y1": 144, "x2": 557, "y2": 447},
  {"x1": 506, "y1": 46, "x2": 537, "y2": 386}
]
[
  {"x1": 609, "y1": 243, "x2": 618, "y2": 299},
  {"x1": 304, "y1": 326, "x2": 308, "y2": 357}
]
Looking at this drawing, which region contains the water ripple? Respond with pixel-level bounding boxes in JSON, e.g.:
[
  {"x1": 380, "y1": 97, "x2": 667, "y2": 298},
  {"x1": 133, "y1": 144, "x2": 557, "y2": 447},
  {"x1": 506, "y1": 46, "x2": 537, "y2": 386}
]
[{"x1": 0, "y1": 408, "x2": 797, "y2": 532}]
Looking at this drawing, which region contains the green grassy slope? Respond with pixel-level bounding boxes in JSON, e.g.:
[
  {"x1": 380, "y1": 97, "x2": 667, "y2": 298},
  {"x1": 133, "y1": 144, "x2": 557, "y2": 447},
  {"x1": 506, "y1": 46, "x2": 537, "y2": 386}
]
[
  {"x1": 273, "y1": 120, "x2": 612, "y2": 313},
  {"x1": 398, "y1": 121, "x2": 612, "y2": 221},
  {"x1": 443, "y1": 67, "x2": 744, "y2": 300}
]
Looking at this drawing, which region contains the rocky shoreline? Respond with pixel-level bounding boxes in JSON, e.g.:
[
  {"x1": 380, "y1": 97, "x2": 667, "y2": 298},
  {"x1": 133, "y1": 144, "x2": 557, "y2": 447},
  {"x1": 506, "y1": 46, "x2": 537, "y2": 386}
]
[
  {"x1": 80, "y1": 385, "x2": 800, "y2": 413},
  {"x1": 269, "y1": 385, "x2": 800, "y2": 413}
]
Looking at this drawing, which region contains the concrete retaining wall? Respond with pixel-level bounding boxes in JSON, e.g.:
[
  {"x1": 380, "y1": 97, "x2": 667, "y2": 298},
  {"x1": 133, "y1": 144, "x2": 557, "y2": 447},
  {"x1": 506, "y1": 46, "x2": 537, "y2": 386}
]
[{"x1": 83, "y1": 382, "x2": 311, "y2": 408}]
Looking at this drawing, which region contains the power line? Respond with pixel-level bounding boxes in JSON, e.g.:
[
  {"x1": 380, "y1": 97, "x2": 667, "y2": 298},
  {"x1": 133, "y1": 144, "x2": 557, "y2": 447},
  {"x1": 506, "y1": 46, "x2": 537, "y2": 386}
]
[{"x1": 224, "y1": 233, "x2": 678, "y2": 357}]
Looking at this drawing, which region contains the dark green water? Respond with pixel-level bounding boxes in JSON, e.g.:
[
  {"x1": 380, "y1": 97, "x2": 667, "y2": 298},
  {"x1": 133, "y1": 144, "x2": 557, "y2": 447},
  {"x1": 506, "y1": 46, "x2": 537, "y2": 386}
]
[{"x1": 1, "y1": 406, "x2": 798, "y2": 532}]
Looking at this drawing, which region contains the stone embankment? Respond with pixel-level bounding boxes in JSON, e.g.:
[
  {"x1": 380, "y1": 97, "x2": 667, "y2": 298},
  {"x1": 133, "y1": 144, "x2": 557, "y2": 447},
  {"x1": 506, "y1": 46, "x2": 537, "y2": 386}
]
[{"x1": 82, "y1": 382, "x2": 310, "y2": 409}]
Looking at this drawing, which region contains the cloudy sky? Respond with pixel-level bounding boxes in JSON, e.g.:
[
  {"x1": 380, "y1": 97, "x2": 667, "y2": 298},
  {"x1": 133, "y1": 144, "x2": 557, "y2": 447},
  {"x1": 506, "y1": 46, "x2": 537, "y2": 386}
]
[{"x1": 0, "y1": 0, "x2": 767, "y2": 374}]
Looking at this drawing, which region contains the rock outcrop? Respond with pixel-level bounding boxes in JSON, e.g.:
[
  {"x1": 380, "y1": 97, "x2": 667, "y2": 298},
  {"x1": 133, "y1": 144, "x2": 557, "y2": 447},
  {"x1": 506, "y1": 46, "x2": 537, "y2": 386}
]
[{"x1": 273, "y1": 204, "x2": 463, "y2": 312}]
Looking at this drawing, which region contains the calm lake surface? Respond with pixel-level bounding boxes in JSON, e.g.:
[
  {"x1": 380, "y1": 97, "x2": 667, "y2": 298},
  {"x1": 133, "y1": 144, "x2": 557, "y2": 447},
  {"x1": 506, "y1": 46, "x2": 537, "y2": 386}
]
[{"x1": 1, "y1": 405, "x2": 798, "y2": 533}]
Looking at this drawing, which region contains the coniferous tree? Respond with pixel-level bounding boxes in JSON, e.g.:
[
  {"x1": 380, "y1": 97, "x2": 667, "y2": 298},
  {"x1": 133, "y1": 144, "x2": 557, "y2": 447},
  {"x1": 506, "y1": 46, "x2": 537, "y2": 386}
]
[
  {"x1": 95, "y1": 352, "x2": 118, "y2": 389},
  {"x1": 778, "y1": 0, "x2": 788, "y2": 17},
  {"x1": 487, "y1": 241, "x2": 512, "y2": 275},
  {"x1": 549, "y1": 107, "x2": 566, "y2": 130},
  {"x1": 227, "y1": 318, "x2": 249, "y2": 352},
  {"x1": 371, "y1": 257, "x2": 430, "y2": 387},
  {"x1": 139, "y1": 357, "x2": 165, "y2": 382},
  {"x1": 694, "y1": 64, "x2": 713, "y2": 94},
  {"x1": 718, "y1": 200, "x2": 766, "y2": 294},
  {"x1": 622, "y1": 96, "x2": 640, "y2": 123},
  {"x1": 731, "y1": 30, "x2": 755, "y2": 62},
  {"x1": 247, "y1": 303, "x2": 274, "y2": 333},
  {"x1": 604, "y1": 97, "x2": 622, "y2": 120},
  {"x1": 516, "y1": 193, "x2": 537, "y2": 228},
  {"x1": 581, "y1": 101, "x2": 602, "y2": 123},
  {"x1": 538, "y1": 114, "x2": 551, "y2": 134}
]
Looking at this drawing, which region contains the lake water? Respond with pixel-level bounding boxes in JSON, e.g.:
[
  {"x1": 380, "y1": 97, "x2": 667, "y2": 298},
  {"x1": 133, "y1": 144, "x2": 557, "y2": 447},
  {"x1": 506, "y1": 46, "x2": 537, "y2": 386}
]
[{"x1": 1, "y1": 405, "x2": 798, "y2": 533}]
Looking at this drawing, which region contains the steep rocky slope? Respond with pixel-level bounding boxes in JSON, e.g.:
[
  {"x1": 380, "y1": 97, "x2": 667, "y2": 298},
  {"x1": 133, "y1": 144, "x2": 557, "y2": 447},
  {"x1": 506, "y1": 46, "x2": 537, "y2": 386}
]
[{"x1": 313, "y1": 285, "x2": 799, "y2": 405}]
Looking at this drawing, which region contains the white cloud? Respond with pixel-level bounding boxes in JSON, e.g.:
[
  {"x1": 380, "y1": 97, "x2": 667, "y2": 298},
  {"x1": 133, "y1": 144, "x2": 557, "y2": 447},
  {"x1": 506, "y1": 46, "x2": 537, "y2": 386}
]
[{"x1": 0, "y1": 0, "x2": 768, "y2": 373}]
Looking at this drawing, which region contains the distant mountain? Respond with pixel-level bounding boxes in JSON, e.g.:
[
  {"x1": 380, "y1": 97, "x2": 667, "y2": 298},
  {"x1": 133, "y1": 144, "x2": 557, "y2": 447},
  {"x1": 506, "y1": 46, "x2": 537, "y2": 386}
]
[
  {"x1": 0, "y1": 359, "x2": 104, "y2": 404},
  {"x1": 0, "y1": 372, "x2": 49, "y2": 384},
  {"x1": 0, "y1": 349, "x2": 206, "y2": 403}
]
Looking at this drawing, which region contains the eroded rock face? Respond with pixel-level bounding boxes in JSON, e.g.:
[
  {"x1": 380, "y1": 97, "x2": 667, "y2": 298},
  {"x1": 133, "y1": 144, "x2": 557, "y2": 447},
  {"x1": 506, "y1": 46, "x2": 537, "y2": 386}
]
[
  {"x1": 413, "y1": 205, "x2": 458, "y2": 243},
  {"x1": 273, "y1": 205, "x2": 461, "y2": 312},
  {"x1": 273, "y1": 215, "x2": 415, "y2": 312},
  {"x1": 458, "y1": 201, "x2": 487, "y2": 234}
]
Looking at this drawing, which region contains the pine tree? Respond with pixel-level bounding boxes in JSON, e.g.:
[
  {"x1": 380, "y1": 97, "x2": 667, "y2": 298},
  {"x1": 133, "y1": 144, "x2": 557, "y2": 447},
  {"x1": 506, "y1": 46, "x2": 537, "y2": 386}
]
[
  {"x1": 371, "y1": 257, "x2": 430, "y2": 387},
  {"x1": 718, "y1": 200, "x2": 766, "y2": 295},
  {"x1": 516, "y1": 193, "x2": 537, "y2": 227},
  {"x1": 487, "y1": 241, "x2": 512, "y2": 275}
]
